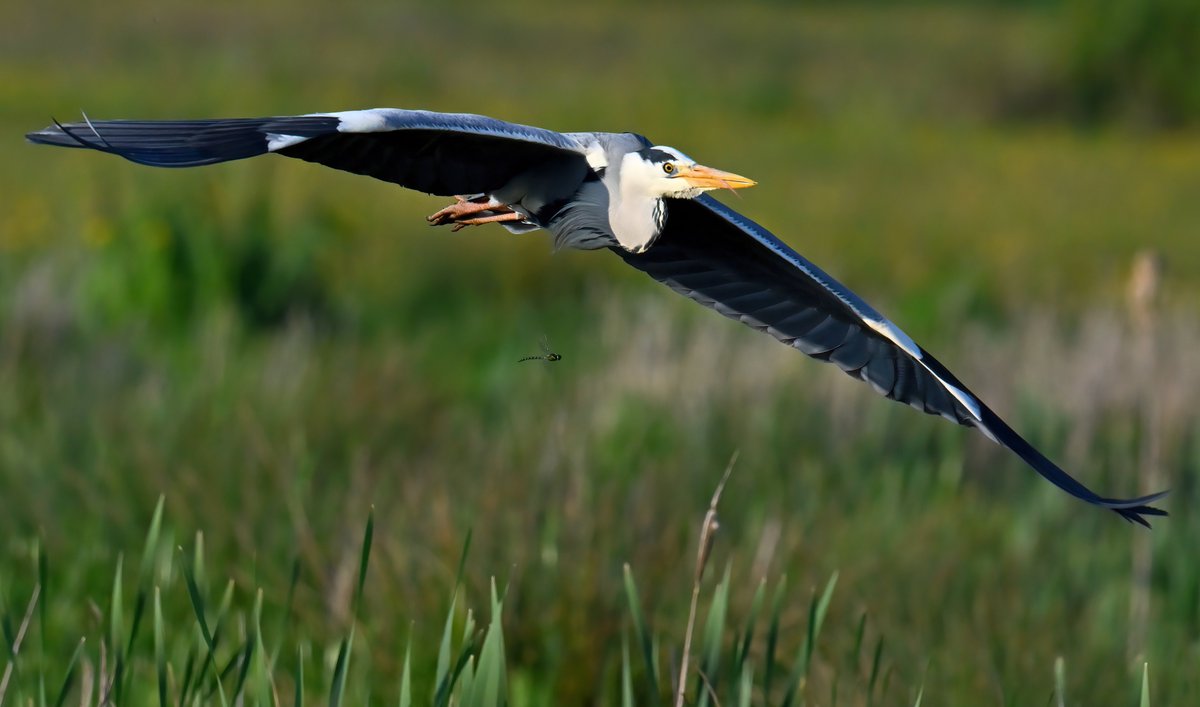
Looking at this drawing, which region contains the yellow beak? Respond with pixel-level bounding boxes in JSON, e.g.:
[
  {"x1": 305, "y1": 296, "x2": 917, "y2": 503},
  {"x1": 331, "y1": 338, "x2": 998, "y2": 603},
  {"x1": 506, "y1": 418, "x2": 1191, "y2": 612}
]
[{"x1": 677, "y1": 164, "x2": 757, "y2": 190}]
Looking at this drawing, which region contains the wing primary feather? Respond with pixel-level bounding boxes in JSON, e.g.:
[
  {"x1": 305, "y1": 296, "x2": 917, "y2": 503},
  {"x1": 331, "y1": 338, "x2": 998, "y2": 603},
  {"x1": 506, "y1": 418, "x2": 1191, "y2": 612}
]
[{"x1": 80, "y1": 111, "x2": 114, "y2": 150}]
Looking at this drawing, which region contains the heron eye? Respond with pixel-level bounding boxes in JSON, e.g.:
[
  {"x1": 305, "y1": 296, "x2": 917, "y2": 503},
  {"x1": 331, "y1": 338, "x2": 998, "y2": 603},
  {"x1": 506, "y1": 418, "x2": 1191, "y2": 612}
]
[{"x1": 663, "y1": 163, "x2": 675, "y2": 174}]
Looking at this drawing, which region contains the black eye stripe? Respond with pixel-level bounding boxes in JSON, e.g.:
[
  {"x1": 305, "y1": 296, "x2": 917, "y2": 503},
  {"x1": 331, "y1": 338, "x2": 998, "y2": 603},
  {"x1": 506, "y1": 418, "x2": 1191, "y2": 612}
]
[{"x1": 640, "y1": 148, "x2": 676, "y2": 164}]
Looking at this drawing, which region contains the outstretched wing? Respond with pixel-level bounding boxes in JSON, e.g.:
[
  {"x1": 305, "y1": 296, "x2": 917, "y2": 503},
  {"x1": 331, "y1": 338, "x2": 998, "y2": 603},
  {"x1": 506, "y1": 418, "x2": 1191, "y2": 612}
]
[
  {"x1": 25, "y1": 108, "x2": 589, "y2": 197},
  {"x1": 616, "y1": 195, "x2": 1167, "y2": 526}
]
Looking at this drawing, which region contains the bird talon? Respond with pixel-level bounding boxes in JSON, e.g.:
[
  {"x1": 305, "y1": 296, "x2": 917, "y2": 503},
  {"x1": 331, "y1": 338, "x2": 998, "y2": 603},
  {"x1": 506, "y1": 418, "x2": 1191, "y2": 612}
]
[
  {"x1": 427, "y1": 195, "x2": 513, "y2": 227},
  {"x1": 447, "y1": 211, "x2": 526, "y2": 231}
]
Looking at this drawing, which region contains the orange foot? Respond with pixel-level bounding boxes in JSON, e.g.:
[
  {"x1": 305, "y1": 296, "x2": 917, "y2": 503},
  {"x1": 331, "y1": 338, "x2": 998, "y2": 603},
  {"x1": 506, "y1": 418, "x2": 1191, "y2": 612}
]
[{"x1": 427, "y1": 195, "x2": 506, "y2": 225}]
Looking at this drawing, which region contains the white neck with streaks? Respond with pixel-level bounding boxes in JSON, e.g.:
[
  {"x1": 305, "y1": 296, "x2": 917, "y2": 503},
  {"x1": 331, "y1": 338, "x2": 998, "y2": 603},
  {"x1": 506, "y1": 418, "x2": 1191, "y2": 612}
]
[{"x1": 609, "y1": 153, "x2": 666, "y2": 253}]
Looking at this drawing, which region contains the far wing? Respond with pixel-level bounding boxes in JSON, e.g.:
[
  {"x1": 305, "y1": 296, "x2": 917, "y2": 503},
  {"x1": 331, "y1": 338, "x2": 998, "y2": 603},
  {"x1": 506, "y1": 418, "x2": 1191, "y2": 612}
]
[
  {"x1": 615, "y1": 195, "x2": 1167, "y2": 526},
  {"x1": 26, "y1": 108, "x2": 588, "y2": 196}
]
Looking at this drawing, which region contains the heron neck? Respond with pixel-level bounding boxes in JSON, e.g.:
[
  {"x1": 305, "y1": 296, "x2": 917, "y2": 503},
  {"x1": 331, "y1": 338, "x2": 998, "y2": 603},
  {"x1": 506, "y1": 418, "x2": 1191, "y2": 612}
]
[{"x1": 609, "y1": 189, "x2": 665, "y2": 253}]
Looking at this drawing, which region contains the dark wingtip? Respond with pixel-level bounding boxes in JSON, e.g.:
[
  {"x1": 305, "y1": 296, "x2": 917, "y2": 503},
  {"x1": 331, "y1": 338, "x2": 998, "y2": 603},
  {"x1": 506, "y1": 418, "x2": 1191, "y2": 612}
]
[
  {"x1": 975, "y1": 406, "x2": 1171, "y2": 529},
  {"x1": 1108, "y1": 490, "x2": 1169, "y2": 529},
  {"x1": 26, "y1": 117, "x2": 101, "y2": 151},
  {"x1": 25, "y1": 117, "x2": 64, "y2": 145}
]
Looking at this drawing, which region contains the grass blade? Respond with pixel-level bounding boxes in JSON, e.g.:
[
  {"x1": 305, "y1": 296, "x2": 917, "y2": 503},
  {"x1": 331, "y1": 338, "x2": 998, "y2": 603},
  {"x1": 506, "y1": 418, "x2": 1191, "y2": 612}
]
[
  {"x1": 109, "y1": 555, "x2": 124, "y2": 668},
  {"x1": 783, "y1": 572, "x2": 839, "y2": 707},
  {"x1": 622, "y1": 564, "x2": 660, "y2": 706},
  {"x1": 177, "y1": 647, "x2": 197, "y2": 706},
  {"x1": 433, "y1": 591, "x2": 458, "y2": 707},
  {"x1": 328, "y1": 635, "x2": 352, "y2": 707},
  {"x1": 212, "y1": 646, "x2": 245, "y2": 695},
  {"x1": 192, "y1": 579, "x2": 235, "y2": 704},
  {"x1": 398, "y1": 633, "x2": 412, "y2": 707},
  {"x1": 621, "y1": 631, "x2": 634, "y2": 707},
  {"x1": 432, "y1": 530, "x2": 475, "y2": 707},
  {"x1": 230, "y1": 637, "x2": 255, "y2": 703},
  {"x1": 1140, "y1": 662, "x2": 1150, "y2": 707},
  {"x1": 51, "y1": 638, "x2": 85, "y2": 707},
  {"x1": 1, "y1": 584, "x2": 12, "y2": 660},
  {"x1": 735, "y1": 660, "x2": 753, "y2": 707},
  {"x1": 695, "y1": 566, "x2": 731, "y2": 707},
  {"x1": 0, "y1": 585, "x2": 41, "y2": 707},
  {"x1": 331, "y1": 512, "x2": 374, "y2": 707},
  {"x1": 354, "y1": 510, "x2": 374, "y2": 614},
  {"x1": 36, "y1": 542, "x2": 47, "y2": 707},
  {"x1": 461, "y1": 609, "x2": 476, "y2": 661},
  {"x1": 117, "y1": 496, "x2": 164, "y2": 705},
  {"x1": 193, "y1": 532, "x2": 207, "y2": 596},
  {"x1": 1054, "y1": 656, "x2": 1065, "y2": 707},
  {"x1": 252, "y1": 589, "x2": 273, "y2": 707},
  {"x1": 457, "y1": 656, "x2": 475, "y2": 705},
  {"x1": 453, "y1": 530, "x2": 473, "y2": 600},
  {"x1": 139, "y1": 498, "x2": 166, "y2": 587},
  {"x1": 181, "y1": 551, "x2": 227, "y2": 707},
  {"x1": 866, "y1": 636, "x2": 884, "y2": 707},
  {"x1": 271, "y1": 559, "x2": 301, "y2": 670},
  {"x1": 763, "y1": 575, "x2": 787, "y2": 700},
  {"x1": 804, "y1": 571, "x2": 838, "y2": 678},
  {"x1": 735, "y1": 578, "x2": 766, "y2": 671},
  {"x1": 154, "y1": 587, "x2": 166, "y2": 707},
  {"x1": 294, "y1": 644, "x2": 306, "y2": 707},
  {"x1": 852, "y1": 612, "x2": 867, "y2": 667},
  {"x1": 466, "y1": 580, "x2": 506, "y2": 707}
]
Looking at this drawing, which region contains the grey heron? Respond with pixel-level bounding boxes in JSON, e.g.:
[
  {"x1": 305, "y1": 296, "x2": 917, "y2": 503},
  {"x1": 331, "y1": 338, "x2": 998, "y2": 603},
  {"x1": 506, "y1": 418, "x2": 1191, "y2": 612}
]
[{"x1": 26, "y1": 108, "x2": 1167, "y2": 526}]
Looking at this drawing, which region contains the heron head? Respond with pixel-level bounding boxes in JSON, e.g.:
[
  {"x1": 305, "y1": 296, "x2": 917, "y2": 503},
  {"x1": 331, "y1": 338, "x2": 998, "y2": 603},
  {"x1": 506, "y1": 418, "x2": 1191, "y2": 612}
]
[{"x1": 627, "y1": 146, "x2": 757, "y2": 199}]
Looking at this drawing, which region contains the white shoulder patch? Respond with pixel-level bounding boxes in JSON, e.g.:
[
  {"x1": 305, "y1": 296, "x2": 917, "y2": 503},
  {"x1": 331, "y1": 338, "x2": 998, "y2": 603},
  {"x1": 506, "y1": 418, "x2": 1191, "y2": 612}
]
[
  {"x1": 267, "y1": 108, "x2": 395, "y2": 151},
  {"x1": 579, "y1": 138, "x2": 607, "y2": 170},
  {"x1": 319, "y1": 108, "x2": 393, "y2": 133}
]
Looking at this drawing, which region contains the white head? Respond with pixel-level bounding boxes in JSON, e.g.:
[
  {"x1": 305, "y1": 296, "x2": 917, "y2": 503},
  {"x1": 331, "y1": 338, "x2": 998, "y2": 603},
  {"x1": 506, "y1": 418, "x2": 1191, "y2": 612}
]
[{"x1": 619, "y1": 146, "x2": 757, "y2": 199}]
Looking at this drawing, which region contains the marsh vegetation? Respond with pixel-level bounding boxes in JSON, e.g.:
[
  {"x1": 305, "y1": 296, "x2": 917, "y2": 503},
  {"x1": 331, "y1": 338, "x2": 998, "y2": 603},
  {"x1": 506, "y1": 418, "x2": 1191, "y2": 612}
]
[{"x1": 1, "y1": 0, "x2": 1197, "y2": 703}]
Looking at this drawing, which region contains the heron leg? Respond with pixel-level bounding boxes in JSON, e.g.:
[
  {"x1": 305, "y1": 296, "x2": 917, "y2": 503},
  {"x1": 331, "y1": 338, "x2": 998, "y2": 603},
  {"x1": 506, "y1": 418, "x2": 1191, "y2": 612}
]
[
  {"x1": 427, "y1": 195, "x2": 514, "y2": 226},
  {"x1": 448, "y1": 211, "x2": 525, "y2": 232}
]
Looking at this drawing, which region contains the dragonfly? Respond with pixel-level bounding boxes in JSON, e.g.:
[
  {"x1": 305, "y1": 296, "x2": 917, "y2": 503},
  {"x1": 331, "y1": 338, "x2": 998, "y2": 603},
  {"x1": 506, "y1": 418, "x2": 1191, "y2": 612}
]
[{"x1": 519, "y1": 336, "x2": 562, "y2": 363}]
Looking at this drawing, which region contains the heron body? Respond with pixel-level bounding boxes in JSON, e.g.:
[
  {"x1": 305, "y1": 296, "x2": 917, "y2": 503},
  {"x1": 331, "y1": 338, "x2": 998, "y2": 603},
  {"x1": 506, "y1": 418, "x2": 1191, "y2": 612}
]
[{"x1": 26, "y1": 107, "x2": 1167, "y2": 526}]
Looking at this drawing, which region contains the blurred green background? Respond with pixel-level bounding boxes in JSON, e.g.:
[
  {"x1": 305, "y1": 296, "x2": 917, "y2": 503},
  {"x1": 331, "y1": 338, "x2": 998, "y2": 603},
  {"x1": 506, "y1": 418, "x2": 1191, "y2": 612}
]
[{"x1": 2, "y1": 0, "x2": 1198, "y2": 704}]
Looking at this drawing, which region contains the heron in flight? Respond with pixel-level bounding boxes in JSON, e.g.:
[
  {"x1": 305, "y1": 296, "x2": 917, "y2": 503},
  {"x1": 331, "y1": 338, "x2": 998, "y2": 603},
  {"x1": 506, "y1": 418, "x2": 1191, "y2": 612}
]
[{"x1": 26, "y1": 108, "x2": 1167, "y2": 526}]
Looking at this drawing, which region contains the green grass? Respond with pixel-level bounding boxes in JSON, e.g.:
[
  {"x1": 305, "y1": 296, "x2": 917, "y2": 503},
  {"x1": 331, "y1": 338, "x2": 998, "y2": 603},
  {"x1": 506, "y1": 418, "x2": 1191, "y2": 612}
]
[
  {"x1": 3, "y1": 496, "x2": 1157, "y2": 705},
  {"x1": 2, "y1": 0, "x2": 1198, "y2": 704}
]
